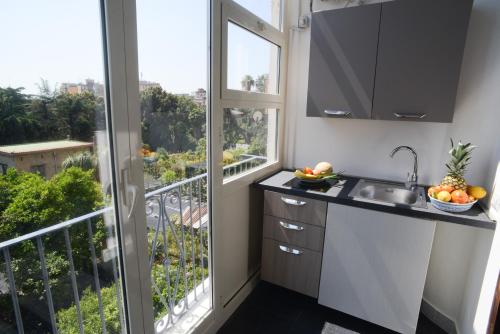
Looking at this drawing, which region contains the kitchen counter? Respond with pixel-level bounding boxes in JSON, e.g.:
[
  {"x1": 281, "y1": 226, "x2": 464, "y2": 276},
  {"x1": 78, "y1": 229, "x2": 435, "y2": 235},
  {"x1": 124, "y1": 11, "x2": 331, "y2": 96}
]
[{"x1": 254, "y1": 170, "x2": 496, "y2": 230}]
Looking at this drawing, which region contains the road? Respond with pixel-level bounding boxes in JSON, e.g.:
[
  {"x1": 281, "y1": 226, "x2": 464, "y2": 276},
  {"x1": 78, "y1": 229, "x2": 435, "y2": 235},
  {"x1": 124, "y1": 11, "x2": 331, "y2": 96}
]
[{"x1": 145, "y1": 195, "x2": 198, "y2": 230}]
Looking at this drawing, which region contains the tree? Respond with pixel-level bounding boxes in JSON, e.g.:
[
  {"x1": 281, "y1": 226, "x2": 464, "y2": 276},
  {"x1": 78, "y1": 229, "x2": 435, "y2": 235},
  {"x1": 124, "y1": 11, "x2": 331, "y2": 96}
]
[
  {"x1": 140, "y1": 87, "x2": 205, "y2": 153},
  {"x1": 57, "y1": 285, "x2": 122, "y2": 334},
  {"x1": 62, "y1": 151, "x2": 96, "y2": 172},
  {"x1": 0, "y1": 87, "x2": 35, "y2": 145},
  {"x1": 240, "y1": 74, "x2": 255, "y2": 91},
  {"x1": 0, "y1": 167, "x2": 106, "y2": 322},
  {"x1": 255, "y1": 74, "x2": 269, "y2": 93},
  {"x1": 1, "y1": 83, "x2": 104, "y2": 145},
  {"x1": 52, "y1": 91, "x2": 104, "y2": 141}
]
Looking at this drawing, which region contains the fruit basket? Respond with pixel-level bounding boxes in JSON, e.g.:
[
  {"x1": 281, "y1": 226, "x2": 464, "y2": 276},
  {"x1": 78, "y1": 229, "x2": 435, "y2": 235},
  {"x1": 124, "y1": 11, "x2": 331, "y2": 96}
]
[
  {"x1": 429, "y1": 196, "x2": 477, "y2": 213},
  {"x1": 427, "y1": 139, "x2": 487, "y2": 213}
]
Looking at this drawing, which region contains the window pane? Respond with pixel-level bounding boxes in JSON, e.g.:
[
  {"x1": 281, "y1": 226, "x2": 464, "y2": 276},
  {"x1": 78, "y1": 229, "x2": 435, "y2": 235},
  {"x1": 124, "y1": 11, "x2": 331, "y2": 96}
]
[
  {"x1": 136, "y1": 0, "x2": 211, "y2": 330},
  {"x1": 227, "y1": 22, "x2": 280, "y2": 94},
  {"x1": 223, "y1": 108, "x2": 278, "y2": 178},
  {"x1": 233, "y1": 0, "x2": 281, "y2": 29},
  {"x1": 0, "y1": 1, "x2": 125, "y2": 333}
]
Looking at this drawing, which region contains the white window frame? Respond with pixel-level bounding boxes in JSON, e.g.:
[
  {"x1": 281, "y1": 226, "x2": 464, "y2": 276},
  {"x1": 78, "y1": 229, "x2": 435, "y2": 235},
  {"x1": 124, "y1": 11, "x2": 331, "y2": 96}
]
[
  {"x1": 208, "y1": 1, "x2": 287, "y2": 330},
  {"x1": 217, "y1": 0, "x2": 287, "y2": 189},
  {"x1": 221, "y1": 1, "x2": 286, "y2": 104},
  {"x1": 103, "y1": 0, "x2": 155, "y2": 332}
]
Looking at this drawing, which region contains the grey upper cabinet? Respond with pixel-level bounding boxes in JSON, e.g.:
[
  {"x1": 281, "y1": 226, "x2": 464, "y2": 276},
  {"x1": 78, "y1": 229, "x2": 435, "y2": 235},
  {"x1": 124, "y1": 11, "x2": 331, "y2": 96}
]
[
  {"x1": 372, "y1": 0, "x2": 473, "y2": 122},
  {"x1": 307, "y1": 0, "x2": 473, "y2": 123},
  {"x1": 306, "y1": 4, "x2": 382, "y2": 119}
]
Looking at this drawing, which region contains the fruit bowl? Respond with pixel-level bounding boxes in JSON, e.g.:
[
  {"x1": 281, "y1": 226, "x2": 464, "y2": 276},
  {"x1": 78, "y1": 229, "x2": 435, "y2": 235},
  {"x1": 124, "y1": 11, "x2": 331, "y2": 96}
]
[
  {"x1": 429, "y1": 196, "x2": 477, "y2": 213},
  {"x1": 294, "y1": 162, "x2": 338, "y2": 184}
]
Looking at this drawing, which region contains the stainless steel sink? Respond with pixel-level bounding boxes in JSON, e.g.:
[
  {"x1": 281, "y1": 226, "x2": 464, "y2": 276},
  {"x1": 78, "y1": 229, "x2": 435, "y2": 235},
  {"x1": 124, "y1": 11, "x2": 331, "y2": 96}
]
[{"x1": 349, "y1": 179, "x2": 427, "y2": 208}]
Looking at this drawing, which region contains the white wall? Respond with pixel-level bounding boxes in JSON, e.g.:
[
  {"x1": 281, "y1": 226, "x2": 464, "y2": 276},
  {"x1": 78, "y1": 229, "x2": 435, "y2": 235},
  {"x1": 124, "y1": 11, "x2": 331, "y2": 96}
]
[{"x1": 284, "y1": 0, "x2": 500, "y2": 332}]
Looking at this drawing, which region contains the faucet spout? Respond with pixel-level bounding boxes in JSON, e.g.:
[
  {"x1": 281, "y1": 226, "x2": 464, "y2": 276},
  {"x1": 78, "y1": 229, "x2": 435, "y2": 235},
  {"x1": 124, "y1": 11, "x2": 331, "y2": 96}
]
[{"x1": 390, "y1": 146, "x2": 418, "y2": 189}]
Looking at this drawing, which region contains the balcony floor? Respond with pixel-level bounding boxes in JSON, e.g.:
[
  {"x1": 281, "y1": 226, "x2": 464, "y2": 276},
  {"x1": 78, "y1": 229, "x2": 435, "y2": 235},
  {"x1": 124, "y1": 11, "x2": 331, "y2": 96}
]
[{"x1": 217, "y1": 281, "x2": 446, "y2": 334}]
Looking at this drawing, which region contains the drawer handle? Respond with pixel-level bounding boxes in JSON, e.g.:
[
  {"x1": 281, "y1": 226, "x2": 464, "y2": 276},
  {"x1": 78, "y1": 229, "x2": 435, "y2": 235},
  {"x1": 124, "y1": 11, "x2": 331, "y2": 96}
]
[
  {"x1": 279, "y1": 245, "x2": 303, "y2": 255},
  {"x1": 280, "y1": 197, "x2": 306, "y2": 206},
  {"x1": 279, "y1": 221, "x2": 304, "y2": 231},
  {"x1": 324, "y1": 110, "x2": 351, "y2": 117},
  {"x1": 393, "y1": 112, "x2": 427, "y2": 119}
]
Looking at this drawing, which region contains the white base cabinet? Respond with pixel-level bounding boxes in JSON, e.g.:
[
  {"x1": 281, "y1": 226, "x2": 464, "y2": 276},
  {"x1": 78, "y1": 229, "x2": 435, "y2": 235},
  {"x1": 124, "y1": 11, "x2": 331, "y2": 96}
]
[{"x1": 319, "y1": 203, "x2": 436, "y2": 334}]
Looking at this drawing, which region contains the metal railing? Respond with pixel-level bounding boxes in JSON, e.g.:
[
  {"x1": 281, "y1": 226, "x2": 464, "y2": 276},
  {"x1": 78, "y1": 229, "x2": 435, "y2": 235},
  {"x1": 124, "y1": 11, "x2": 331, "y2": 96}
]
[
  {"x1": 146, "y1": 173, "x2": 209, "y2": 330},
  {"x1": 0, "y1": 207, "x2": 122, "y2": 334},
  {"x1": 222, "y1": 154, "x2": 267, "y2": 178},
  {"x1": 0, "y1": 155, "x2": 266, "y2": 333}
]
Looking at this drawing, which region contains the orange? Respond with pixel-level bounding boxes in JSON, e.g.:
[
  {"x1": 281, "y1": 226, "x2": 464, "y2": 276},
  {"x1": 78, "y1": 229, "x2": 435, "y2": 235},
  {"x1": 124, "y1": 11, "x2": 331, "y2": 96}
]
[
  {"x1": 451, "y1": 190, "x2": 469, "y2": 204},
  {"x1": 427, "y1": 187, "x2": 437, "y2": 197}
]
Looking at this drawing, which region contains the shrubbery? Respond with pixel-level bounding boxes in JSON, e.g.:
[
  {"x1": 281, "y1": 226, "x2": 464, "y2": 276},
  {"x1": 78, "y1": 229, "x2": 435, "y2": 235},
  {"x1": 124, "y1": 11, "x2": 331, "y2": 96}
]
[
  {"x1": 57, "y1": 285, "x2": 122, "y2": 334},
  {"x1": 0, "y1": 167, "x2": 107, "y2": 331},
  {"x1": 56, "y1": 226, "x2": 209, "y2": 332}
]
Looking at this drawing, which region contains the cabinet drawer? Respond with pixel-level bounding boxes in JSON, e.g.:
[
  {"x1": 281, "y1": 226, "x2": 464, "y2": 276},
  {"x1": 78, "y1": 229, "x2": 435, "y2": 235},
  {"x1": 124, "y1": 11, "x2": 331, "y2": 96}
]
[
  {"x1": 263, "y1": 190, "x2": 327, "y2": 227},
  {"x1": 263, "y1": 215, "x2": 324, "y2": 252},
  {"x1": 261, "y1": 238, "x2": 322, "y2": 298}
]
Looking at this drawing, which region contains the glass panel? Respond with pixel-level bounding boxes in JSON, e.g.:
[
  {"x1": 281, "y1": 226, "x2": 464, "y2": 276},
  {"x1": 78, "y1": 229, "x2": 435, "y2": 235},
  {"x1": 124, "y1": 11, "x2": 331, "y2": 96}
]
[
  {"x1": 227, "y1": 22, "x2": 280, "y2": 94},
  {"x1": 136, "y1": 0, "x2": 211, "y2": 332},
  {"x1": 0, "y1": 1, "x2": 126, "y2": 333},
  {"x1": 223, "y1": 108, "x2": 278, "y2": 178},
  {"x1": 233, "y1": 0, "x2": 282, "y2": 29}
]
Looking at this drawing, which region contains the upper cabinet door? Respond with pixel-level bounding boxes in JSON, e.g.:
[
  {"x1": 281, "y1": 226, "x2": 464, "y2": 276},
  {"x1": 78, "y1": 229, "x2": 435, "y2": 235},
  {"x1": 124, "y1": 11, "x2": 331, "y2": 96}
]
[
  {"x1": 306, "y1": 4, "x2": 381, "y2": 119},
  {"x1": 372, "y1": 0, "x2": 473, "y2": 123}
]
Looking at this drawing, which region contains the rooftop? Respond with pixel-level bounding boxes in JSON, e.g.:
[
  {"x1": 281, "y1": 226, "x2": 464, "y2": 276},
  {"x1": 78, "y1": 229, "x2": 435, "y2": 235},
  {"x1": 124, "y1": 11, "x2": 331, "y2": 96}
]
[{"x1": 0, "y1": 140, "x2": 93, "y2": 155}]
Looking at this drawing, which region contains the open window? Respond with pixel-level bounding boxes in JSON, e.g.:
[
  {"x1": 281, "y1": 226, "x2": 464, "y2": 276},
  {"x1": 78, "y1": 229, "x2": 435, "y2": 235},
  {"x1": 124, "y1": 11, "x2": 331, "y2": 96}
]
[{"x1": 220, "y1": 0, "x2": 286, "y2": 180}]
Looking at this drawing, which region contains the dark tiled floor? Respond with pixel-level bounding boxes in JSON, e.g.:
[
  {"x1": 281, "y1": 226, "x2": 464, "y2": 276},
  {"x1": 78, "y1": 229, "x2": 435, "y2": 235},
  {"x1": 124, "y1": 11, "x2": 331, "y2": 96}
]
[{"x1": 218, "y1": 282, "x2": 447, "y2": 334}]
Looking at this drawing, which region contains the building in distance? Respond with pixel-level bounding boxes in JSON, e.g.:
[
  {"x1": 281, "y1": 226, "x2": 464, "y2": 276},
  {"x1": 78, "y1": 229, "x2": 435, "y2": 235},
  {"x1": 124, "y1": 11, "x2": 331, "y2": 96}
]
[
  {"x1": 60, "y1": 79, "x2": 104, "y2": 97},
  {"x1": 0, "y1": 140, "x2": 93, "y2": 178}
]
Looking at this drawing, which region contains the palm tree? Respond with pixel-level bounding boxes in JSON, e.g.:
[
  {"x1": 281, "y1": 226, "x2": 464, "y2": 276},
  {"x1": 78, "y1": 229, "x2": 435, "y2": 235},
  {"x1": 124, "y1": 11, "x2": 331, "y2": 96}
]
[
  {"x1": 62, "y1": 151, "x2": 96, "y2": 171},
  {"x1": 240, "y1": 75, "x2": 255, "y2": 91}
]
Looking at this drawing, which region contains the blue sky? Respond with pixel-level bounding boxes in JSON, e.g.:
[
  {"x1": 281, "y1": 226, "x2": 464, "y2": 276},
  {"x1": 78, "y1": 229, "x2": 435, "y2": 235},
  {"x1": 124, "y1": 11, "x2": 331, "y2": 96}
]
[{"x1": 0, "y1": 0, "x2": 277, "y2": 95}]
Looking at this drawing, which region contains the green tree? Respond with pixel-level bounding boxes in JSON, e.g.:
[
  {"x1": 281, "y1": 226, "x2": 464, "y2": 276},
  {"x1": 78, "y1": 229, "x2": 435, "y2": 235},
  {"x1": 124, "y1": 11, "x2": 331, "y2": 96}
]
[
  {"x1": 140, "y1": 87, "x2": 205, "y2": 153},
  {"x1": 62, "y1": 151, "x2": 96, "y2": 172},
  {"x1": 1, "y1": 83, "x2": 104, "y2": 145},
  {"x1": 255, "y1": 74, "x2": 268, "y2": 93},
  {"x1": 57, "y1": 285, "x2": 122, "y2": 334},
  {"x1": 0, "y1": 168, "x2": 106, "y2": 313},
  {"x1": 52, "y1": 91, "x2": 104, "y2": 141},
  {"x1": 240, "y1": 74, "x2": 255, "y2": 91},
  {"x1": 0, "y1": 87, "x2": 35, "y2": 145}
]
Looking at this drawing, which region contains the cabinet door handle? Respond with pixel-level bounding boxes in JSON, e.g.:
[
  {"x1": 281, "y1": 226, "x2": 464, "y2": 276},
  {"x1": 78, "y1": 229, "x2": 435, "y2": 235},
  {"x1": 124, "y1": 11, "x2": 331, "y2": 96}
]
[
  {"x1": 279, "y1": 221, "x2": 304, "y2": 231},
  {"x1": 393, "y1": 112, "x2": 427, "y2": 119},
  {"x1": 279, "y1": 245, "x2": 303, "y2": 255},
  {"x1": 280, "y1": 197, "x2": 306, "y2": 206},
  {"x1": 324, "y1": 110, "x2": 351, "y2": 117}
]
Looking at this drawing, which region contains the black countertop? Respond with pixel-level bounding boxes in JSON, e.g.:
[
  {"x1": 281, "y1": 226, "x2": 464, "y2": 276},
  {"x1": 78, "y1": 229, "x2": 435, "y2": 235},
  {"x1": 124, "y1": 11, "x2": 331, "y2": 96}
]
[{"x1": 254, "y1": 170, "x2": 496, "y2": 230}]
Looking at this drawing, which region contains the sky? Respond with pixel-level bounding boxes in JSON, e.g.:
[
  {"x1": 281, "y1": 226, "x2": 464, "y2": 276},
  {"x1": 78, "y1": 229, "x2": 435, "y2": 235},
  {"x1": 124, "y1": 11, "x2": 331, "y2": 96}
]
[{"x1": 0, "y1": 0, "x2": 279, "y2": 95}]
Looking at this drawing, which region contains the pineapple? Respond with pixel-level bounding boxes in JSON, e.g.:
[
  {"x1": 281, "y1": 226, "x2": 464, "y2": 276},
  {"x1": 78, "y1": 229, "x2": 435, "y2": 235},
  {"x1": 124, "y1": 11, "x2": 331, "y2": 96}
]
[{"x1": 441, "y1": 139, "x2": 476, "y2": 191}]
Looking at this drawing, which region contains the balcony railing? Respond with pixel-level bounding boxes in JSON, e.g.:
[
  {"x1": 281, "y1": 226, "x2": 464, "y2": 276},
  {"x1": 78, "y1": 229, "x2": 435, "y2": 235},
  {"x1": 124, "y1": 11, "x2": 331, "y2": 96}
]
[
  {"x1": 223, "y1": 154, "x2": 267, "y2": 178},
  {"x1": 0, "y1": 155, "x2": 266, "y2": 333}
]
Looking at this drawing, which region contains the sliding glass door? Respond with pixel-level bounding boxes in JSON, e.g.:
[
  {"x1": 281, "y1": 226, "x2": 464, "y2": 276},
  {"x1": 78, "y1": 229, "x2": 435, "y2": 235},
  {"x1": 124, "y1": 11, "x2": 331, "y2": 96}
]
[
  {"x1": 0, "y1": 1, "x2": 133, "y2": 333},
  {"x1": 0, "y1": 1, "x2": 212, "y2": 333},
  {"x1": 134, "y1": 0, "x2": 213, "y2": 332}
]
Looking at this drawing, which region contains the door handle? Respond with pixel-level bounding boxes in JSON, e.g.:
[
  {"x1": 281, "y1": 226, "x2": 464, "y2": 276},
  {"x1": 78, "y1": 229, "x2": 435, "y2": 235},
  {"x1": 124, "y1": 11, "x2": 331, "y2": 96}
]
[
  {"x1": 324, "y1": 110, "x2": 351, "y2": 117},
  {"x1": 279, "y1": 245, "x2": 303, "y2": 255},
  {"x1": 393, "y1": 112, "x2": 427, "y2": 119},
  {"x1": 280, "y1": 197, "x2": 306, "y2": 206},
  {"x1": 121, "y1": 161, "x2": 138, "y2": 219},
  {"x1": 279, "y1": 221, "x2": 304, "y2": 231}
]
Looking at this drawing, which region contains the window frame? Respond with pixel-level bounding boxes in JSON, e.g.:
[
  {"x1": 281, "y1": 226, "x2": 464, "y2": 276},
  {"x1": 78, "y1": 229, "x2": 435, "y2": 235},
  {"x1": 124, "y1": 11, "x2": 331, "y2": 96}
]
[
  {"x1": 221, "y1": 0, "x2": 286, "y2": 104},
  {"x1": 217, "y1": 0, "x2": 287, "y2": 188}
]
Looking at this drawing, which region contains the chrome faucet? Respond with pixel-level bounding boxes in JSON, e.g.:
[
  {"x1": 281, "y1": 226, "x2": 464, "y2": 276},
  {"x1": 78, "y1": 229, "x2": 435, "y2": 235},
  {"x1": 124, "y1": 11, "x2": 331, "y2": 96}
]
[{"x1": 390, "y1": 146, "x2": 418, "y2": 190}]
